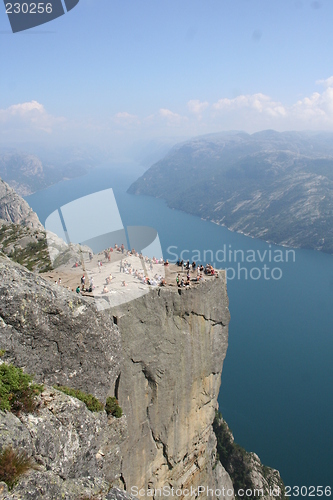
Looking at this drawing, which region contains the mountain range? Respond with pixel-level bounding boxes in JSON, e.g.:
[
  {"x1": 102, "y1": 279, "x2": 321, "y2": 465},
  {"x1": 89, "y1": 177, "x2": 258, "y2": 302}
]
[
  {"x1": 0, "y1": 145, "x2": 105, "y2": 196},
  {"x1": 128, "y1": 130, "x2": 333, "y2": 254}
]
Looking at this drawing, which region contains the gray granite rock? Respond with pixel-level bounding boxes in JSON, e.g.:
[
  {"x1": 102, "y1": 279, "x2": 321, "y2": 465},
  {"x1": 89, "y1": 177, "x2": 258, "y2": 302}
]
[
  {"x1": 0, "y1": 255, "x2": 259, "y2": 499},
  {"x1": 0, "y1": 256, "x2": 121, "y2": 401},
  {"x1": 0, "y1": 178, "x2": 42, "y2": 229},
  {"x1": 0, "y1": 387, "x2": 128, "y2": 499},
  {"x1": 113, "y1": 271, "x2": 232, "y2": 496}
]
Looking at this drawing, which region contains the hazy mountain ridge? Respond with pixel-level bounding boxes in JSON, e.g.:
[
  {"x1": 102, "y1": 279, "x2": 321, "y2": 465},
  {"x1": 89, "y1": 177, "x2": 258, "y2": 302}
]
[
  {"x1": 0, "y1": 146, "x2": 104, "y2": 196},
  {"x1": 128, "y1": 130, "x2": 333, "y2": 254}
]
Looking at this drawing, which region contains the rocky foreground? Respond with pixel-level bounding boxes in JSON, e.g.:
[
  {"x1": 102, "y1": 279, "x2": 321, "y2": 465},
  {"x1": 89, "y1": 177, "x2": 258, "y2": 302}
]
[{"x1": 0, "y1": 254, "x2": 285, "y2": 499}]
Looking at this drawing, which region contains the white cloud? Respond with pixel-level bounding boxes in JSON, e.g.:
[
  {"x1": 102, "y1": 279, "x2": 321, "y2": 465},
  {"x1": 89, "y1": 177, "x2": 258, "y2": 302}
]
[
  {"x1": 213, "y1": 93, "x2": 287, "y2": 118},
  {"x1": 316, "y1": 76, "x2": 333, "y2": 88},
  {"x1": 187, "y1": 99, "x2": 209, "y2": 115},
  {"x1": 3, "y1": 100, "x2": 45, "y2": 116},
  {"x1": 113, "y1": 111, "x2": 140, "y2": 126},
  {"x1": 209, "y1": 78, "x2": 333, "y2": 131},
  {"x1": 158, "y1": 108, "x2": 187, "y2": 126},
  {"x1": 292, "y1": 87, "x2": 333, "y2": 121},
  {"x1": 0, "y1": 100, "x2": 65, "y2": 135},
  {"x1": 3, "y1": 77, "x2": 333, "y2": 150}
]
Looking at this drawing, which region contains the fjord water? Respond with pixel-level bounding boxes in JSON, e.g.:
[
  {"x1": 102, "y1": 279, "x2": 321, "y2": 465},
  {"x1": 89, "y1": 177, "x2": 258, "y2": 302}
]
[{"x1": 26, "y1": 163, "x2": 333, "y2": 493}]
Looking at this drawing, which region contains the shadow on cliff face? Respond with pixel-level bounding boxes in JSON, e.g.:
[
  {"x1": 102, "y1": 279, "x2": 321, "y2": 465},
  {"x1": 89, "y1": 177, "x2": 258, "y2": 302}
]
[{"x1": 44, "y1": 188, "x2": 165, "y2": 310}]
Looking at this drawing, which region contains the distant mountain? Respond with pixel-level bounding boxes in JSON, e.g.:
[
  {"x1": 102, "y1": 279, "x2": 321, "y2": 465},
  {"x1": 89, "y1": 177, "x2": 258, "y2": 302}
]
[
  {"x1": 0, "y1": 146, "x2": 104, "y2": 195},
  {"x1": 128, "y1": 130, "x2": 333, "y2": 254}
]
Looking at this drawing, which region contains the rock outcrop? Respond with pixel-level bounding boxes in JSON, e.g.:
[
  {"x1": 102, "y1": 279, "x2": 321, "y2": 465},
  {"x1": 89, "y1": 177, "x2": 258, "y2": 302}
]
[
  {"x1": 0, "y1": 254, "x2": 284, "y2": 499},
  {"x1": 0, "y1": 255, "x2": 234, "y2": 498},
  {"x1": 112, "y1": 274, "x2": 233, "y2": 497},
  {"x1": 0, "y1": 256, "x2": 121, "y2": 400},
  {"x1": 0, "y1": 388, "x2": 127, "y2": 499},
  {"x1": 0, "y1": 178, "x2": 42, "y2": 229},
  {"x1": 213, "y1": 416, "x2": 286, "y2": 500}
]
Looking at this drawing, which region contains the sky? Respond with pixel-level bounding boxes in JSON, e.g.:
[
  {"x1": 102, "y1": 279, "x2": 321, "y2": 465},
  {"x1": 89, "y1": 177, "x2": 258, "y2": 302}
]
[{"x1": 1, "y1": 0, "x2": 333, "y2": 156}]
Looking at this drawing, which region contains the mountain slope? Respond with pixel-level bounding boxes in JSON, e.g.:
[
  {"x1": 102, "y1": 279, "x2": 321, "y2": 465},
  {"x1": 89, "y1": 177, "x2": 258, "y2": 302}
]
[
  {"x1": 0, "y1": 177, "x2": 42, "y2": 229},
  {"x1": 128, "y1": 130, "x2": 333, "y2": 253},
  {"x1": 0, "y1": 147, "x2": 102, "y2": 195}
]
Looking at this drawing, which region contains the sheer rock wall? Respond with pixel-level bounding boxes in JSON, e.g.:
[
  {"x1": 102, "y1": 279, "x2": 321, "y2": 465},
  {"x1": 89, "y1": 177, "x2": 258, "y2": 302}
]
[
  {"x1": 0, "y1": 256, "x2": 233, "y2": 498},
  {"x1": 113, "y1": 272, "x2": 233, "y2": 498}
]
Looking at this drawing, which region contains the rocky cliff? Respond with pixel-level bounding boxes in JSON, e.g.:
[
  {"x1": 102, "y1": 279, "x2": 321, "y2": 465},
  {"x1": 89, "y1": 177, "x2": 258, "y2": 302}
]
[
  {"x1": 0, "y1": 253, "x2": 284, "y2": 499},
  {"x1": 0, "y1": 178, "x2": 42, "y2": 229},
  {"x1": 112, "y1": 273, "x2": 233, "y2": 497},
  {"x1": 0, "y1": 255, "x2": 235, "y2": 498}
]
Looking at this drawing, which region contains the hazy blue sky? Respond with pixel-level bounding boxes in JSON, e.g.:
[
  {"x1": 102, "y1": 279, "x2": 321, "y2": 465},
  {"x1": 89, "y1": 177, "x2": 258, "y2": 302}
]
[{"x1": 1, "y1": 0, "x2": 333, "y2": 153}]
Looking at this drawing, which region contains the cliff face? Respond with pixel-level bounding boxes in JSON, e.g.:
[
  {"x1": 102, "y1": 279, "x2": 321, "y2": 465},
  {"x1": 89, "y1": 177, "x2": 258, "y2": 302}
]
[
  {"x1": 0, "y1": 256, "x2": 234, "y2": 498},
  {"x1": 0, "y1": 178, "x2": 42, "y2": 229},
  {"x1": 0, "y1": 388, "x2": 128, "y2": 499},
  {"x1": 112, "y1": 273, "x2": 233, "y2": 497},
  {"x1": 0, "y1": 256, "x2": 121, "y2": 400}
]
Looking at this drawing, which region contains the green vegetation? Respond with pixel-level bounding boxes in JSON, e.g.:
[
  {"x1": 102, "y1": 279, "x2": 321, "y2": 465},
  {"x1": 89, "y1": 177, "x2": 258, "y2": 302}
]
[
  {"x1": 0, "y1": 363, "x2": 43, "y2": 415},
  {"x1": 54, "y1": 386, "x2": 123, "y2": 417},
  {"x1": 0, "y1": 446, "x2": 38, "y2": 490},
  {"x1": 213, "y1": 411, "x2": 286, "y2": 499},
  {"x1": 105, "y1": 396, "x2": 122, "y2": 418},
  {"x1": 0, "y1": 224, "x2": 53, "y2": 272},
  {"x1": 54, "y1": 385, "x2": 105, "y2": 412},
  {"x1": 213, "y1": 411, "x2": 255, "y2": 499}
]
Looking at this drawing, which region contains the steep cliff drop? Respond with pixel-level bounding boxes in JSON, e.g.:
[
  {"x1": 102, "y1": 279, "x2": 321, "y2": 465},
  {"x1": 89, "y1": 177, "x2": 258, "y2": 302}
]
[
  {"x1": 113, "y1": 269, "x2": 233, "y2": 498},
  {"x1": 0, "y1": 252, "x2": 284, "y2": 499}
]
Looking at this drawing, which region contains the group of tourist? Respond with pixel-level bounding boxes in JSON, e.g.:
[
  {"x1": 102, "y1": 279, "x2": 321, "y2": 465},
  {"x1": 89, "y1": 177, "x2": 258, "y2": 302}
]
[
  {"x1": 73, "y1": 243, "x2": 219, "y2": 296},
  {"x1": 176, "y1": 260, "x2": 218, "y2": 276}
]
